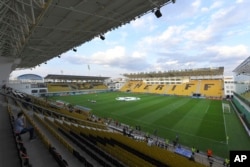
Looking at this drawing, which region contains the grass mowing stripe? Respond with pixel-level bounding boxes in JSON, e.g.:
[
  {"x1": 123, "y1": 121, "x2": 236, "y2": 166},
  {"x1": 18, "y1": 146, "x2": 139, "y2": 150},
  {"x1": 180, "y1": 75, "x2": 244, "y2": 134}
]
[
  {"x1": 154, "y1": 98, "x2": 200, "y2": 129},
  {"x1": 49, "y1": 92, "x2": 250, "y2": 158},
  {"x1": 197, "y1": 100, "x2": 225, "y2": 141},
  {"x1": 135, "y1": 97, "x2": 189, "y2": 124},
  {"x1": 117, "y1": 95, "x2": 167, "y2": 116},
  {"x1": 114, "y1": 113, "x2": 228, "y2": 145},
  {"x1": 171, "y1": 99, "x2": 210, "y2": 136}
]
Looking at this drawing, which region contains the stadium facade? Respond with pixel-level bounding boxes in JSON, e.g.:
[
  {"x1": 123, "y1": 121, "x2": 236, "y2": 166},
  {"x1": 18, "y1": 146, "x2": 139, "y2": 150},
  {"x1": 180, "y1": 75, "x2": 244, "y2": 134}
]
[{"x1": 7, "y1": 67, "x2": 235, "y2": 99}]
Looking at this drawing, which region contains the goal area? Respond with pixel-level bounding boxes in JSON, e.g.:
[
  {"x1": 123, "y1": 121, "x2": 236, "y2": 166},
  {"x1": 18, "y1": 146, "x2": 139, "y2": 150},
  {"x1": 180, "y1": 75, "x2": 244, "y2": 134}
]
[{"x1": 222, "y1": 103, "x2": 231, "y2": 113}]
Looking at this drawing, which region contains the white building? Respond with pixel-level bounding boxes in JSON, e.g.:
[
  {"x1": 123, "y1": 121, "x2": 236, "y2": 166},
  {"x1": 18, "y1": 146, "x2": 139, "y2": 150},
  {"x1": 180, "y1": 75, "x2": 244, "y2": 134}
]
[
  {"x1": 8, "y1": 74, "x2": 47, "y2": 96},
  {"x1": 223, "y1": 76, "x2": 235, "y2": 98}
]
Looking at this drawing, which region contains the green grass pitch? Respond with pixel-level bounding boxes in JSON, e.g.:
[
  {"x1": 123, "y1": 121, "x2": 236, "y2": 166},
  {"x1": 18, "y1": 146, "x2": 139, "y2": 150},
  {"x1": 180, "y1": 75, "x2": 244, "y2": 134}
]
[{"x1": 49, "y1": 91, "x2": 250, "y2": 158}]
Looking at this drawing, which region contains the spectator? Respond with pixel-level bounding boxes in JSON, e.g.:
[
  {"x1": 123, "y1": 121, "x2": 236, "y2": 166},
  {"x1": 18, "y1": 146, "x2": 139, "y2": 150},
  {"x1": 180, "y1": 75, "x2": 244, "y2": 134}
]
[
  {"x1": 209, "y1": 158, "x2": 214, "y2": 167},
  {"x1": 165, "y1": 138, "x2": 169, "y2": 149},
  {"x1": 173, "y1": 140, "x2": 177, "y2": 147},
  {"x1": 223, "y1": 158, "x2": 230, "y2": 167},
  {"x1": 207, "y1": 149, "x2": 213, "y2": 158},
  {"x1": 192, "y1": 146, "x2": 196, "y2": 155},
  {"x1": 15, "y1": 112, "x2": 35, "y2": 140},
  {"x1": 176, "y1": 133, "x2": 179, "y2": 142}
]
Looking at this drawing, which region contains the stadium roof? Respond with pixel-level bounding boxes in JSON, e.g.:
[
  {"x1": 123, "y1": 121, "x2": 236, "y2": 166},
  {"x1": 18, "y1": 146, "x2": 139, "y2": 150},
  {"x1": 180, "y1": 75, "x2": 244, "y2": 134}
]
[
  {"x1": 233, "y1": 56, "x2": 250, "y2": 75},
  {"x1": 44, "y1": 74, "x2": 109, "y2": 81},
  {"x1": 17, "y1": 74, "x2": 43, "y2": 80},
  {"x1": 123, "y1": 67, "x2": 224, "y2": 78},
  {"x1": 0, "y1": 0, "x2": 174, "y2": 69}
]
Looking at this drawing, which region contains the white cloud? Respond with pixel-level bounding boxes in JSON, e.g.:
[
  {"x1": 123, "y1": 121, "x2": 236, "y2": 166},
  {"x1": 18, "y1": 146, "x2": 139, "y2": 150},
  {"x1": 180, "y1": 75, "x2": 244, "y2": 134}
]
[
  {"x1": 165, "y1": 60, "x2": 178, "y2": 65},
  {"x1": 200, "y1": 45, "x2": 250, "y2": 75},
  {"x1": 210, "y1": 1, "x2": 223, "y2": 9},
  {"x1": 191, "y1": 0, "x2": 201, "y2": 9},
  {"x1": 206, "y1": 45, "x2": 249, "y2": 58},
  {"x1": 201, "y1": 1, "x2": 224, "y2": 12},
  {"x1": 63, "y1": 46, "x2": 149, "y2": 71},
  {"x1": 211, "y1": 7, "x2": 233, "y2": 21},
  {"x1": 210, "y1": 1, "x2": 250, "y2": 31},
  {"x1": 131, "y1": 51, "x2": 145, "y2": 58},
  {"x1": 138, "y1": 25, "x2": 185, "y2": 51},
  {"x1": 91, "y1": 46, "x2": 126, "y2": 64},
  {"x1": 131, "y1": 18, "x2": 144, "y2": 28},
  {"x1": 184, "y1": 26, "x2": 213, "y2": 43},
  {"x1": 236, "y1": 0, "x2": 244, "y2": 3},
  {"x1": 130, "y1": 15, "x2": 157, "y2": 31}
]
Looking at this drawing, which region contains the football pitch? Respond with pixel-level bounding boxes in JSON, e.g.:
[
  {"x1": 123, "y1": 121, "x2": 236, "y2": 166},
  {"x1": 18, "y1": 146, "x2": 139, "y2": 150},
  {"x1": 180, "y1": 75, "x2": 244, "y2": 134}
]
[{"x1": 49, "y1": 91, "x2": 250, "y2": 158}]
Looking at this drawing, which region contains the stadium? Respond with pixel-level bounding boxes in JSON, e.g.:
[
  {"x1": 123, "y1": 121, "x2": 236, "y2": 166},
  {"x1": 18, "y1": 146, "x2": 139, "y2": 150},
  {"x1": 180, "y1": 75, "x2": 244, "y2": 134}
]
[{"x1": 1, "y1": 1, "x2": 250, "y2": 167}]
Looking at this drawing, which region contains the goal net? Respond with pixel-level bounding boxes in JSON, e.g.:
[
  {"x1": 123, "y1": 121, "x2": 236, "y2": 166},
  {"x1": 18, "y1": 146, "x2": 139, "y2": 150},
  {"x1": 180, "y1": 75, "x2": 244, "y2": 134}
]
[{"x1": 222, "y1": 103, "x2": 231, "y2": 113}]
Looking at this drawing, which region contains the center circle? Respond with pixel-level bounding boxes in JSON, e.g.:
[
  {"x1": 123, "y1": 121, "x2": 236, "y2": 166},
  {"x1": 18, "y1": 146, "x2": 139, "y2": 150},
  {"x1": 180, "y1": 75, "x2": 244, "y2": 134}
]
[{"x1": 115, "y1": 96, "x2": 141, "y2": 101}]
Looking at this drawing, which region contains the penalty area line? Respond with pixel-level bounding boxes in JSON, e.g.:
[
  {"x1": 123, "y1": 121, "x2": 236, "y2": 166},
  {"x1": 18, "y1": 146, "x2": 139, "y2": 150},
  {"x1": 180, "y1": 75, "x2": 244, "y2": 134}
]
[{"x1": 222, "y1": 110, "x2": 229, "y2": 144}]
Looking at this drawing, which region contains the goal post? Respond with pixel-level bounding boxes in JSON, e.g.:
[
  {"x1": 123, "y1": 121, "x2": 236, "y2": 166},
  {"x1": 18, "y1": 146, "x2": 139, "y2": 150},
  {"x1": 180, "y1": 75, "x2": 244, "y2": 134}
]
[{"x1": 222, "y1": 103, "x2": 231, "y2": 113}]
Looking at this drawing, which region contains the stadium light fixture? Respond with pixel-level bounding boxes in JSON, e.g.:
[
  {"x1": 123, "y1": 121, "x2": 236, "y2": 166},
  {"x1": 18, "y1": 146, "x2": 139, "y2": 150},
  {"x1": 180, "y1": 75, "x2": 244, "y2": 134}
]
[
  {"x1": 154, "y1": 9, "x2": 162, "y2": 18},
  {"x1": 100, "y1": 35, "x2": 105, "y2": 40}
]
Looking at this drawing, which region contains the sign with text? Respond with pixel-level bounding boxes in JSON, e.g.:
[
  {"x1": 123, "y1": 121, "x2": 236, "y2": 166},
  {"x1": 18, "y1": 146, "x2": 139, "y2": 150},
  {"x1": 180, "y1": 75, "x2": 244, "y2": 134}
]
[{"x1": 230, "y1": 151, "x2": 250, "y2": 167}]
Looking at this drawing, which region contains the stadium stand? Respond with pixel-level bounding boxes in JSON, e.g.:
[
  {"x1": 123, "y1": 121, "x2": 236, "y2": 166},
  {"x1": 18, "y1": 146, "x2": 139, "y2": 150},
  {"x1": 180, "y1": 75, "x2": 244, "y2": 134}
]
[
  {"x1": 0, "y1": 100, "x2": 23, "y2": 167},
  {"x1": 7, "y1": 106, "x2": 32, "y2": 167},
  {"x1": 199, "y1": 80, "x2": 223, "y2": 98},
  {"x1": 45, "y1": 75, "x2": 109, "y2": 93},
  {"x1": 232, "y1": 56, "x2": 250, "y2": 136},
  {"x1": 47, "y1": 82, "x2": 108, "y2": 92},
  {"x1": 47, "y1": 83, "x2": 71, "y2": 92},
  {"x1": 1, "y1": 86, "x2": 227, "y2": 167},
  {"x1": 183, "y1": 80, "x2": 199, "y2": 96},
  {"x1": 121, "y1": 68, "x2": 224, "y2": 99},
  {"x1": 241, "y1": 91, "x2": 250, "y2": 101},
  {"x1": 120, "y1": 80, "x2": 140, "y2": 92},
  {"x1": 31, "y1": 96, "x2": 90, "y2": 120},
  {"x1": 4, "y1": 95, "x2": 70, "y2": 167},
  {"x1": 151, "y1": 84, "x2": 168, "y2": 94},
  {"x1": 121, "y1": 79, "x2": 223, "y2": 98},
  {"x1": 11, "y1": 97, "x2": 99, "y2": 167},
  {"x1": 52, "y1": 119, "x2": 205, "y2": 167}
]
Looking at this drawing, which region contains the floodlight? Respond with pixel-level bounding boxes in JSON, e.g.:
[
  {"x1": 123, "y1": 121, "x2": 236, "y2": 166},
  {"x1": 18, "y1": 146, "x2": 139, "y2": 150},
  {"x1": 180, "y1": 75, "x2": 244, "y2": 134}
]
[
  {"x1": 100, "y1": 35, "x2": 105, "y2": 40},
  {"x1": 155, "y1": 9, "x2": 162, "y2": 18}
]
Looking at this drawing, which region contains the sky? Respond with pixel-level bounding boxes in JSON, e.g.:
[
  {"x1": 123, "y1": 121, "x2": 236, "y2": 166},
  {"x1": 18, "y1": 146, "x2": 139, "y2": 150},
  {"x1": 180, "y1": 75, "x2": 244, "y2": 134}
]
[{"x1": 10, "y1": 0, "x2": 250, "y2": 79}]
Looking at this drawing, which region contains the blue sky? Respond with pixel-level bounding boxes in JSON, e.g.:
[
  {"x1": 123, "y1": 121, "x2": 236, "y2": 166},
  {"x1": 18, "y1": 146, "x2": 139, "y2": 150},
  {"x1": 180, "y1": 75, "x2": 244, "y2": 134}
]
[{"x1": 10, "y1": 0, "x2": 250, "y2": 79}]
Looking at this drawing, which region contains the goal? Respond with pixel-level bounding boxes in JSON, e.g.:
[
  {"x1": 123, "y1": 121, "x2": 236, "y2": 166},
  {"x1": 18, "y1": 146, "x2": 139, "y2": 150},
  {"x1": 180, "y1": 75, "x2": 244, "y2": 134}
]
[{"x1": 222, "y1": 103, "x2": 231, "y2": 113}]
